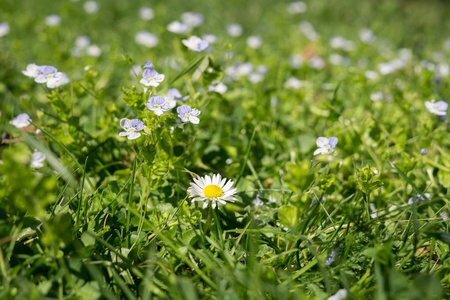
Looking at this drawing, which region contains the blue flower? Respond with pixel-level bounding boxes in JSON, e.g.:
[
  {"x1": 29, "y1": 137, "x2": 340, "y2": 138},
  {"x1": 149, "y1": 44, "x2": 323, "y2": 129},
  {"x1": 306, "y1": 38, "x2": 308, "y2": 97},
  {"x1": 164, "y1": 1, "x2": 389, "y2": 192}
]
[
  {"x1": 408, "y1": 193, "x2": 430, "y2": 204},
  {"x1": 252, "y1": 193, "x2": 264, "y2": 207},
  {"x1": 420, "y1": 148, "x2": 428, "y2": 155},
  {"x1": 177, "y1": 105, "x2": 201, "y2": 124},
  {"x1": 314, "y1": 137, "x2": 338, "y2": 156},
  {"x1": 325, "y1": 247, "x2": 339, "y2": 266},
  {"x1": 145, "y1": 96, "x2": 173, "y2": 116},
  {"x1": 140, "y1": 68, "x2": 165, "y2": 87},
  {"x1": 119, "y1": 118, "x2": 145, "y2": 140},
  {"x1": 425, "y1": 100, "x2": 448, "y2": 116}
]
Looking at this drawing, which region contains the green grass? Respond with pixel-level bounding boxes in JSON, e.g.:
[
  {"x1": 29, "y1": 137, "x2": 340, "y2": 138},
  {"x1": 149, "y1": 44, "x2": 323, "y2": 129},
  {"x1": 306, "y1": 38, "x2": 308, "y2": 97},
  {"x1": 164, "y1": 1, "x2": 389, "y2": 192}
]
[{"x1": 1, "y1": 0, "x2": 449, "y2": 299}]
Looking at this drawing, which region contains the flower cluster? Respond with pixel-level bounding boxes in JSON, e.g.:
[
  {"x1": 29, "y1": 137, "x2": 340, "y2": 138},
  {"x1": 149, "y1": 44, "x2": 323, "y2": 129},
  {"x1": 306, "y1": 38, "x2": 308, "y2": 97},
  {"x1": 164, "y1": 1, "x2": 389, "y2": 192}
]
[
  {"x1": 22, "y1": 64, "x2": 69, "y2": 88},
  {"x1": 120, "y1": 61, "x2": 201, "y2": 141}
]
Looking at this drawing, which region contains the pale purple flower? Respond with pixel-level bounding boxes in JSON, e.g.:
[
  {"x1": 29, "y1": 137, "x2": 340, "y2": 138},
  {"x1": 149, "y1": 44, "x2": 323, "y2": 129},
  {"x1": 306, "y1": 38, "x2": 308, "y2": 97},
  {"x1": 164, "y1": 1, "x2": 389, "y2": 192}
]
[
  {"x1": 140, "y1": 69, "x2": 165, "y2": 87},
  {"x1": 314, "y1": 137, "x2": 338, "y2": 156},
  {"x1": 145, "y1": 96, "x2": 172, "y2": 116},
  {"x1": 182, "y1": 36, "x2": 209, "y2": 52},
  {"x1": 325, "y1": 248, "x2": 339, "y2": 265},
  {"x1": 177, "y1": 105, "x2": 201, "y2": 124},
  {"x1": 143, "y1": 60, "x2": 154, "y2": 70},
  {"x1": 119, "y1": 118, "x2": 144, "y2": 140},
  {"x1": 420, "y1": 148, "x2": 428, "y2": 155},
  {"x1": 31, "y1": 151, "x2": 45, "y2": 169},
  {"x1": 10, "y1": 113, "x2": 31, "y2": 128},
  {"x1": 252, "y1": 194, "x2": 264, "y2": 207},
  {"x1": 408, "y1": 193, "x2": 430, "y2": 204},
  {"x1": 425, "y1": 100, "x2": 448, "y2": 116},
  {"x1": 166, "y1": 88, "x2": 189, "y2": 107}
]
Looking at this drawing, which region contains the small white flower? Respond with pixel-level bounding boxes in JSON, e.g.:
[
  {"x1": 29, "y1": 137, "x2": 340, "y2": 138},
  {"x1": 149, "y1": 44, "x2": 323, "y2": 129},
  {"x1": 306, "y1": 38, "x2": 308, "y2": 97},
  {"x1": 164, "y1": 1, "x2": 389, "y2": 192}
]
[
  {"x1": 329, "y1": 54, "x2": 350, "y2": 66},
  {"x1": 328, "y1": 289, "x2": 347, "y2": 300},
  {"x1": 227, "y1": 23, "x2": 243, "y2": 37},
  {"x1": 330, "y1": 36, "x2": 355, "y2": 51},
  {"x1": 288, "y1": 1, "x2": 307, "y2": 14},
  {"x1": 209, "y1": 82, "x2": 228, "y2": 94},
  {"x1": 10, "y1": 113, "x2": 31, "y2": 128},
  {"x1": 246, "y1": 36, "x2": 263, "y2": 49},
  {"x1": 248, "y1": 72, "x2": 264, "y2": 83},
  {"x1": 298, "y1": 21, "x2": 318, "y2": 41},
  {"x1": 0, "y1": 22, "x2": 10, "y2": 37},
  {"x1": 365, "y1": 70, "x2": 379, "y2": 80},
  {"x1": 187, "y1": 174, "x2": 238, "y2": 209},
  {"x1": 182, "y1": 36, "x2": 209, "y2": 52},
  {"x1": 359, "y1": 28, "x2": 375, "y2": 44},
  {"x1": 289, "y1": 54, "x2": 303, "y2": 69},
  {"x1": 75, "y1": 35, "x2": 91, "y2": 48},
  {"x1": 139, "y1": 7, "x2": 154, "y2": 20},
  {"x1": 202, "y1": 34, "x2": 217, "y2": 44},
  {"x1": 135, "y1": 31, "x2": 158, "y2": 48},
  {"x1": 84, "y1": 1, "x2": 99, "y2": 14},
  {"x1": 314, "y1": 137, "x2": 338, "y2": 156},
  {"x1": 167, "y1": 21, "x2": 188, "y2": 34},
  {"x1": 86, "y1": 45, "x2": 102, "y2": 57},
  {"x1": 181, "y1": 12, "x2": 204, "y2": 28},
  {"x1": 309, "y1": 56, "x2": 325, "y2": 70},
  {"x1": 31, "y1": 151, "x2": 46, "y2": 169},
  {"x1": 45, "y1": 15, "x2": 61, "y2": 26},
  {"x1": 285, "y1": 77, "x2": 302, "y2": 89}
]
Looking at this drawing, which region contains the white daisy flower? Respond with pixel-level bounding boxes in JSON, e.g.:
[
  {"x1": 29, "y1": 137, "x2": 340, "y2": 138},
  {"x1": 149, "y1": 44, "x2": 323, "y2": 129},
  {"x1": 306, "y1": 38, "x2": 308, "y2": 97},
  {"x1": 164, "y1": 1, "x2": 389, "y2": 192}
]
[{"x1": 187, "y1": 174, "x2": 238, "y2": 209}]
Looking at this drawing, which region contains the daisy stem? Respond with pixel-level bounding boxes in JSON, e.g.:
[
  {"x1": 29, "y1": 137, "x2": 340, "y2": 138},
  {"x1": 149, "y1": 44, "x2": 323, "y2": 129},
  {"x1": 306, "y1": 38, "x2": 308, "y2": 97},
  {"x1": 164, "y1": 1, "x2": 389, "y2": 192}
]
[
  {"x1": 204, "y1": 205, "x2": 213, "y2": 234},
  {"x1": 212, "y1": 208, "x2": 223, "y2": 243}
]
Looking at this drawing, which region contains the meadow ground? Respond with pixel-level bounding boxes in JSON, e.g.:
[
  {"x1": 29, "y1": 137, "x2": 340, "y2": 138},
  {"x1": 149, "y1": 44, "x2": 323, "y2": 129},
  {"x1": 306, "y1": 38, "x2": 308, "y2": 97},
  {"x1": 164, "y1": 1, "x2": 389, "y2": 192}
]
[{"x1": 1, "y1": 0, "x2": 450, "y2": 299}]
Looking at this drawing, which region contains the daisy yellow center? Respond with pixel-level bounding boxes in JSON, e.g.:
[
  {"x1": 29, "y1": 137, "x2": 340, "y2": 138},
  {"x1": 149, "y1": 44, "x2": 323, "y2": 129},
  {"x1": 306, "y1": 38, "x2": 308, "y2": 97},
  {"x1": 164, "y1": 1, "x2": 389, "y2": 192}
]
[
  {"x1": 154, "y1": 105, "x2": 160, "y2": 108},
  {"x1": 325, "y1": 145, "x2": 330, "y2": 149},
  {"x1": 186, "y1": 113, "x2": 191, "y2": 117},
  {"x1": 203, "y1": 185, "x2": 223, "y2": 198}
]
